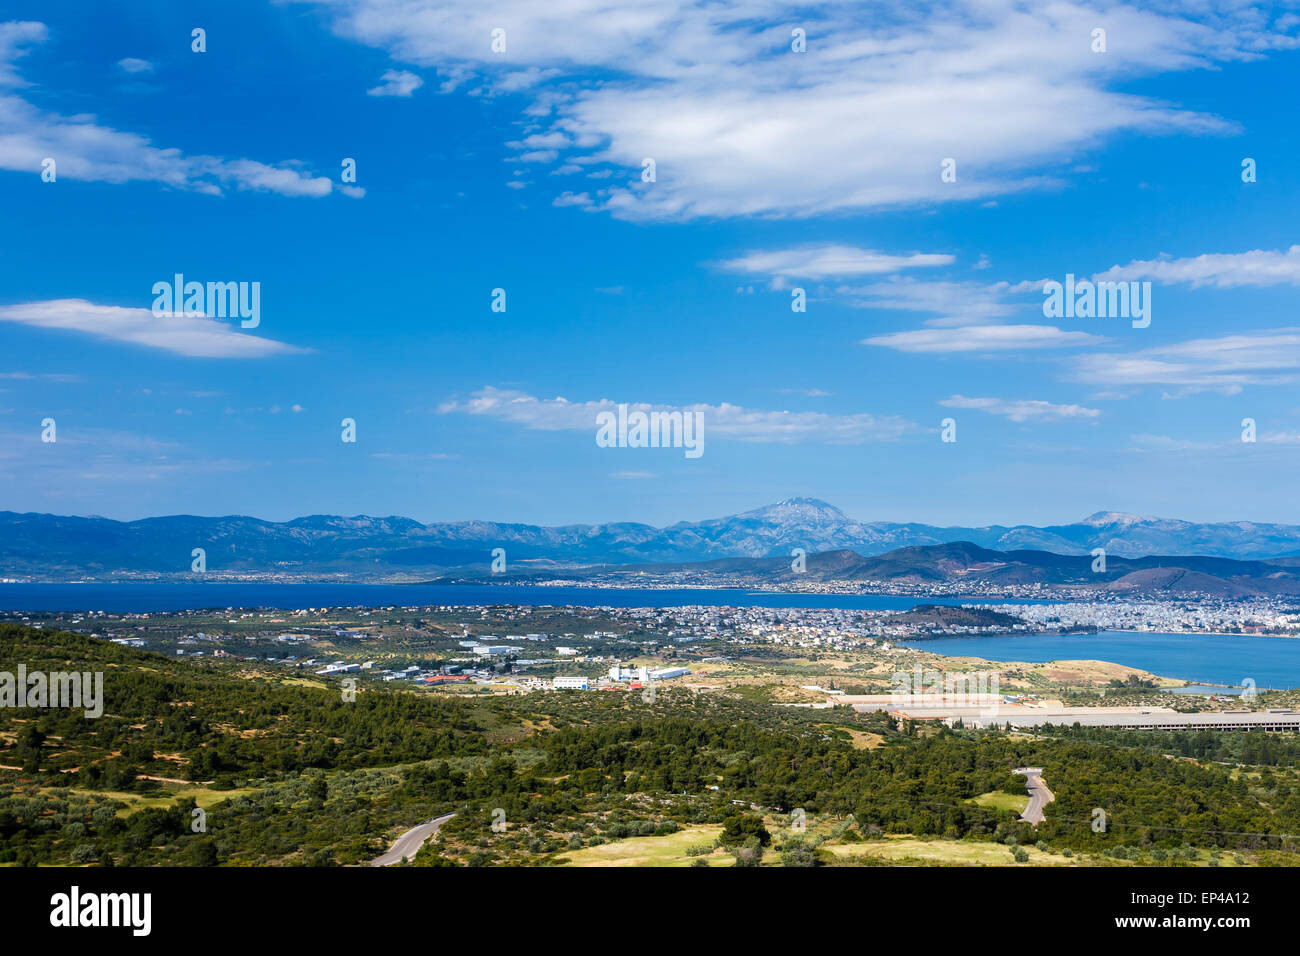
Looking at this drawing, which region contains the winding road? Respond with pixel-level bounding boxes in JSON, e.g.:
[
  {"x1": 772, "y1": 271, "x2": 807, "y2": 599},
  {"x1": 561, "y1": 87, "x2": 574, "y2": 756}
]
[
  {"x1": 1013, "y1": 767, "x2": 1055, "y2": 825},
  {"x1": 371, "y1": 812, "x2": 456, "y2": 866}
]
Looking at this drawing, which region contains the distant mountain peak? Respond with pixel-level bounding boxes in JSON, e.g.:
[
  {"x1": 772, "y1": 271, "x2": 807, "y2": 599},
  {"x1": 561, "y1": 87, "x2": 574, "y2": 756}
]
[
  {"x1": 745, "y1": 497, "x2": 849, "y2": 518},
  {"x1": 1081, "y1": 511, "x2": 1155, "y2": 527},
  {"x1": 7, "y1": 501, "x2": 1300, "y2": 580}
]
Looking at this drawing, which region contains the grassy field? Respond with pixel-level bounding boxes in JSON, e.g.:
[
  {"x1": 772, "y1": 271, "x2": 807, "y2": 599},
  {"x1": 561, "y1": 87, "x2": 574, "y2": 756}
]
[
  {"x1": 968, "y1": 790, "x2": 1030, "y2": 813},
  {"x1": 824, "y1": 836, "x2": 1078, "y2": 866},
  {"x1": 554, "y1": 825, "x2": 731, "y2": 867},
  {"x1": 40, "y1": 785, "x2": 258, "y2": 817}
]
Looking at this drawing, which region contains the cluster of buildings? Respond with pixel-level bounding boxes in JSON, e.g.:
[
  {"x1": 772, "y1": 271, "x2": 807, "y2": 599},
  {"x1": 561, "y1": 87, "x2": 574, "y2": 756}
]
[
  {"x1": 544, "y1": 664, "x2": 692, "y2": 693},
  {"x1": 1012, "y1": 599, "x2": 1300, "y2": 636},
  {"x1": 607, "y1": 663, "x2": 691, "y2": 682},
  {"x1": 590, "y1": 603, "x2": 1033, "y2": 649}
]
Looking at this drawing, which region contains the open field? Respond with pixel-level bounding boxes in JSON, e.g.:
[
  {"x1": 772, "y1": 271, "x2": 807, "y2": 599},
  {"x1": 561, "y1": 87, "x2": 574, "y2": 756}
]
[
  {"x1": 824, "y1": 836, "x2": 1079, "y2": 866},
  {"x1": 39, "y1": 785, "x2": 258, "y2": 817},
  {"x1": 554, "y1": 825, "x2": 730, "y2": 867},
  {"x1": 968, "y1": 790, "x2": 1029, "y2": 813}
]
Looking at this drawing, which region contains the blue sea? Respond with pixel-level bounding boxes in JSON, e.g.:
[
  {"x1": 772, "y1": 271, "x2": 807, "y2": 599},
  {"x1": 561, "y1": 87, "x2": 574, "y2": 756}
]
[
  {"x1": 0, "y1": 582, "x2": 1045, "y2": 614},
  {"x1": 3, "y1": 584, "x2": 1298, "y2": 688},
  {"x1": 909, "y1": 631, "x2": 1300, "y2": 690}
]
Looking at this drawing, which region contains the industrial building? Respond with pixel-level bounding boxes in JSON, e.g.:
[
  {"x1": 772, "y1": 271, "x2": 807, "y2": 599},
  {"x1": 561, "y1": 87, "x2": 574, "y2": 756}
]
[
  {"x1": 608, "y1": 664, "x2": 692, "y2": 682},
  {"x1": 552, "y1": 676, "x2": 589, "y2": 690}
]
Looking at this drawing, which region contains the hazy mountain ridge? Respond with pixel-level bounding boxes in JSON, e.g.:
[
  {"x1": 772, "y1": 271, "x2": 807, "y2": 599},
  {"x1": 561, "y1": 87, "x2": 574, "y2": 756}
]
[
  {"x1": 5, "y1": 497, "x2": 1300, "y2": 580},
  {"x1": 752, "y1": 542, "x2": 1300, "y2": 597}
]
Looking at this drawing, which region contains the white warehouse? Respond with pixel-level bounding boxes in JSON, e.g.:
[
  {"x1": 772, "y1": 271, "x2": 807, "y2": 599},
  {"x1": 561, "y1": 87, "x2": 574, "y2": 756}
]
[{"x1": 552, "y1": 676, "x2": 589, "y2": 690}]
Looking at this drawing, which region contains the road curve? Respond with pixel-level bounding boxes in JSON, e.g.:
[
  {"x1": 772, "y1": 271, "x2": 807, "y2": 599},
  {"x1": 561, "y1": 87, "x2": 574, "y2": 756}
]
[
  {"x1": 371, "y1": 812, "x2": 456, "y2": 866},
  {"x1": 1015, "y1": 769, "x2": 1055, "y2": 825}
]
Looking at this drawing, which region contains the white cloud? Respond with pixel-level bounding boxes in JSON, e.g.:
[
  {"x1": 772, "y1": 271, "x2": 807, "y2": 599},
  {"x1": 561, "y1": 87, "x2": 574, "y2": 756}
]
[
  {"x1": 1127, "y1": 433, "x2": 1221, "y2": 452},
  {"x1": 1073, "y1": 329, "x2": 1300, "y2": 393},
  {"x1": 940, "y1": 394, "x2": 1100, "y2": 423},
  {"x1": 553, "y1": 190, "x2": 592, "y2": 207},
  {"x1": 719, "y1": 245, "x2": 953, "y2": 281},
  {"x1": 300, "y1": 0, "x2": 1270, "y2": 220},
  {"x1": 0, "y1": 22, "x2": 338, "y2": 198},
  {"x1": 0, "y1": 300, "x2": 306, "y2": 359},
  {"x1": 1093, "y1": 245, "x2": 1300, "y2": 288},
  {"x1": 366, "y1": 69, "x2": 423, "y2": 96},
  {"x1": 0, "y1": 370, "x2": 79, "y2": 382},
  {"x1": 836, "y1": 277, "x2": 1015, "y2": 325},
  {"x1": 116, "y1": 57, "x2": 153, "y2": 74},
  {"x1": 0, "y1": 20, "x2": 43, "y2": 85},
  {"x1": 439, "y1": 386, "x2": 913, "y2": 443},
  {"x1": 510, "y1": 132, "x2": 571, "y2": 149},
  {"x1": 865, "y1": 324, "x2": 1103, "y2": 353},
  {"x1": 493, "y1": 67, "x2": 561, "y2": 92}
]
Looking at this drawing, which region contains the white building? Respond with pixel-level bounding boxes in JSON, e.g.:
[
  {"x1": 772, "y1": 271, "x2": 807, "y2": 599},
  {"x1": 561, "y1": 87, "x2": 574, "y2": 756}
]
[
  {"x1": 552, "y1": 676, "x2": 589, "y2": 691},
  {"x1": 649, "y1": 667, "x2": 691, "y2": 680},
  {"x1": 315, "y1": 662, "x2": 361, "y2": 675},
  {"x1": 473, "y1": 645, "x2": 518, "y2": 657}
]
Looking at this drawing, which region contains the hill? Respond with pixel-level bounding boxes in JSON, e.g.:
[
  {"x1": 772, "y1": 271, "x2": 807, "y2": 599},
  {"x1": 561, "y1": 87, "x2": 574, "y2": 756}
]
[{"x1": 7, "y1": 498, "x2": 1300, "y2": 581}]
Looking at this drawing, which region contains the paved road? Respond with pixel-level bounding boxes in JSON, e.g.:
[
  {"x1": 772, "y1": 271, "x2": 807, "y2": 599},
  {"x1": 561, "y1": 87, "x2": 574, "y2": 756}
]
[
  {"x1": 371, "y1": 812, "x2": 456, "y2": 866},
  {"x1": 1014, "y1": 769, "x2": 1055, "y2": 824}
]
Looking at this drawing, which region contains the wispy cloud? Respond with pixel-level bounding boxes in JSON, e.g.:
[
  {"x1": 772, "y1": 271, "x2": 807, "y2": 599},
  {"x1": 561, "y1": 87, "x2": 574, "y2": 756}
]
[
  {"x1": 116, "y1": 57, "x2": 153, "y2": 74},
  {"x1": 1073, "y1": 329, "x2": 1300, "y2": 394},
  {"x1": 940, "y1": 394, "x2": 1100, "y2": 423},
  {"x1": 1094, "y1": 245, "x2": 1300, "y2": 289},
  {"x1": 718, "y1": 245, "x2": 953, "y2": 282},
  {"x1": 0, "y1": 300, "x2": 306, "y2": 359},
  {"x1": 366, "y1": 68, "x2": 423, "y2": 96},
  {"x1": 836, "y1": 277, "x2": 1017, "y2": 325},
  {"x1": 553, "y1": 190, "x2": 593, "y2": 208},
  {"x1": 0, "y1": 22, "x2": 342, "y2": 198},
  {"x1": 865, "y1": 324, "x2": 1103, "y2": 353},
  {"x1": 303, "y1": 0, "x2": 1266, "y2": 220},
  {"x1": 0, "y1": 370, "x2": 80, "y2": 382},
  {"x1": 439, "y1": 386, "x2": 913, "y2": 443}
]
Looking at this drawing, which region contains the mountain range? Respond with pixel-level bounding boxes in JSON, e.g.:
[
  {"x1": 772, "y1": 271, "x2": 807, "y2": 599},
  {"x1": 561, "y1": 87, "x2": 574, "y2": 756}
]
[
  {"x1": 632, "y1": 541, "x2": 1300, "y2": 599},
  {"x1": 5, "y1": 497, "x2": 1300, "y2": 581}
]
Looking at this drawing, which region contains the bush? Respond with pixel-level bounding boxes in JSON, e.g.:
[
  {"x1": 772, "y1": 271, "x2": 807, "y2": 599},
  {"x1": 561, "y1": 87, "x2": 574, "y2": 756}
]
[
  {"x1": 71, "y1": 843, "x2": 97, "y2": 864},
  {"x1": 720, "y1": 814, "x2": 770, "y2": 849},
  {"x1": 781, "y1": 840, "x2": 818, "y2": 867}
]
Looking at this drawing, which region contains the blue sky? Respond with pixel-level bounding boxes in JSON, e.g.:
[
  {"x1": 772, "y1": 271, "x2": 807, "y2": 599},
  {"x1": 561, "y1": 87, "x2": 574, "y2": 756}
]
[{"x1": 4, "y1": 0, "x2": 1300, "y2": 528}]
